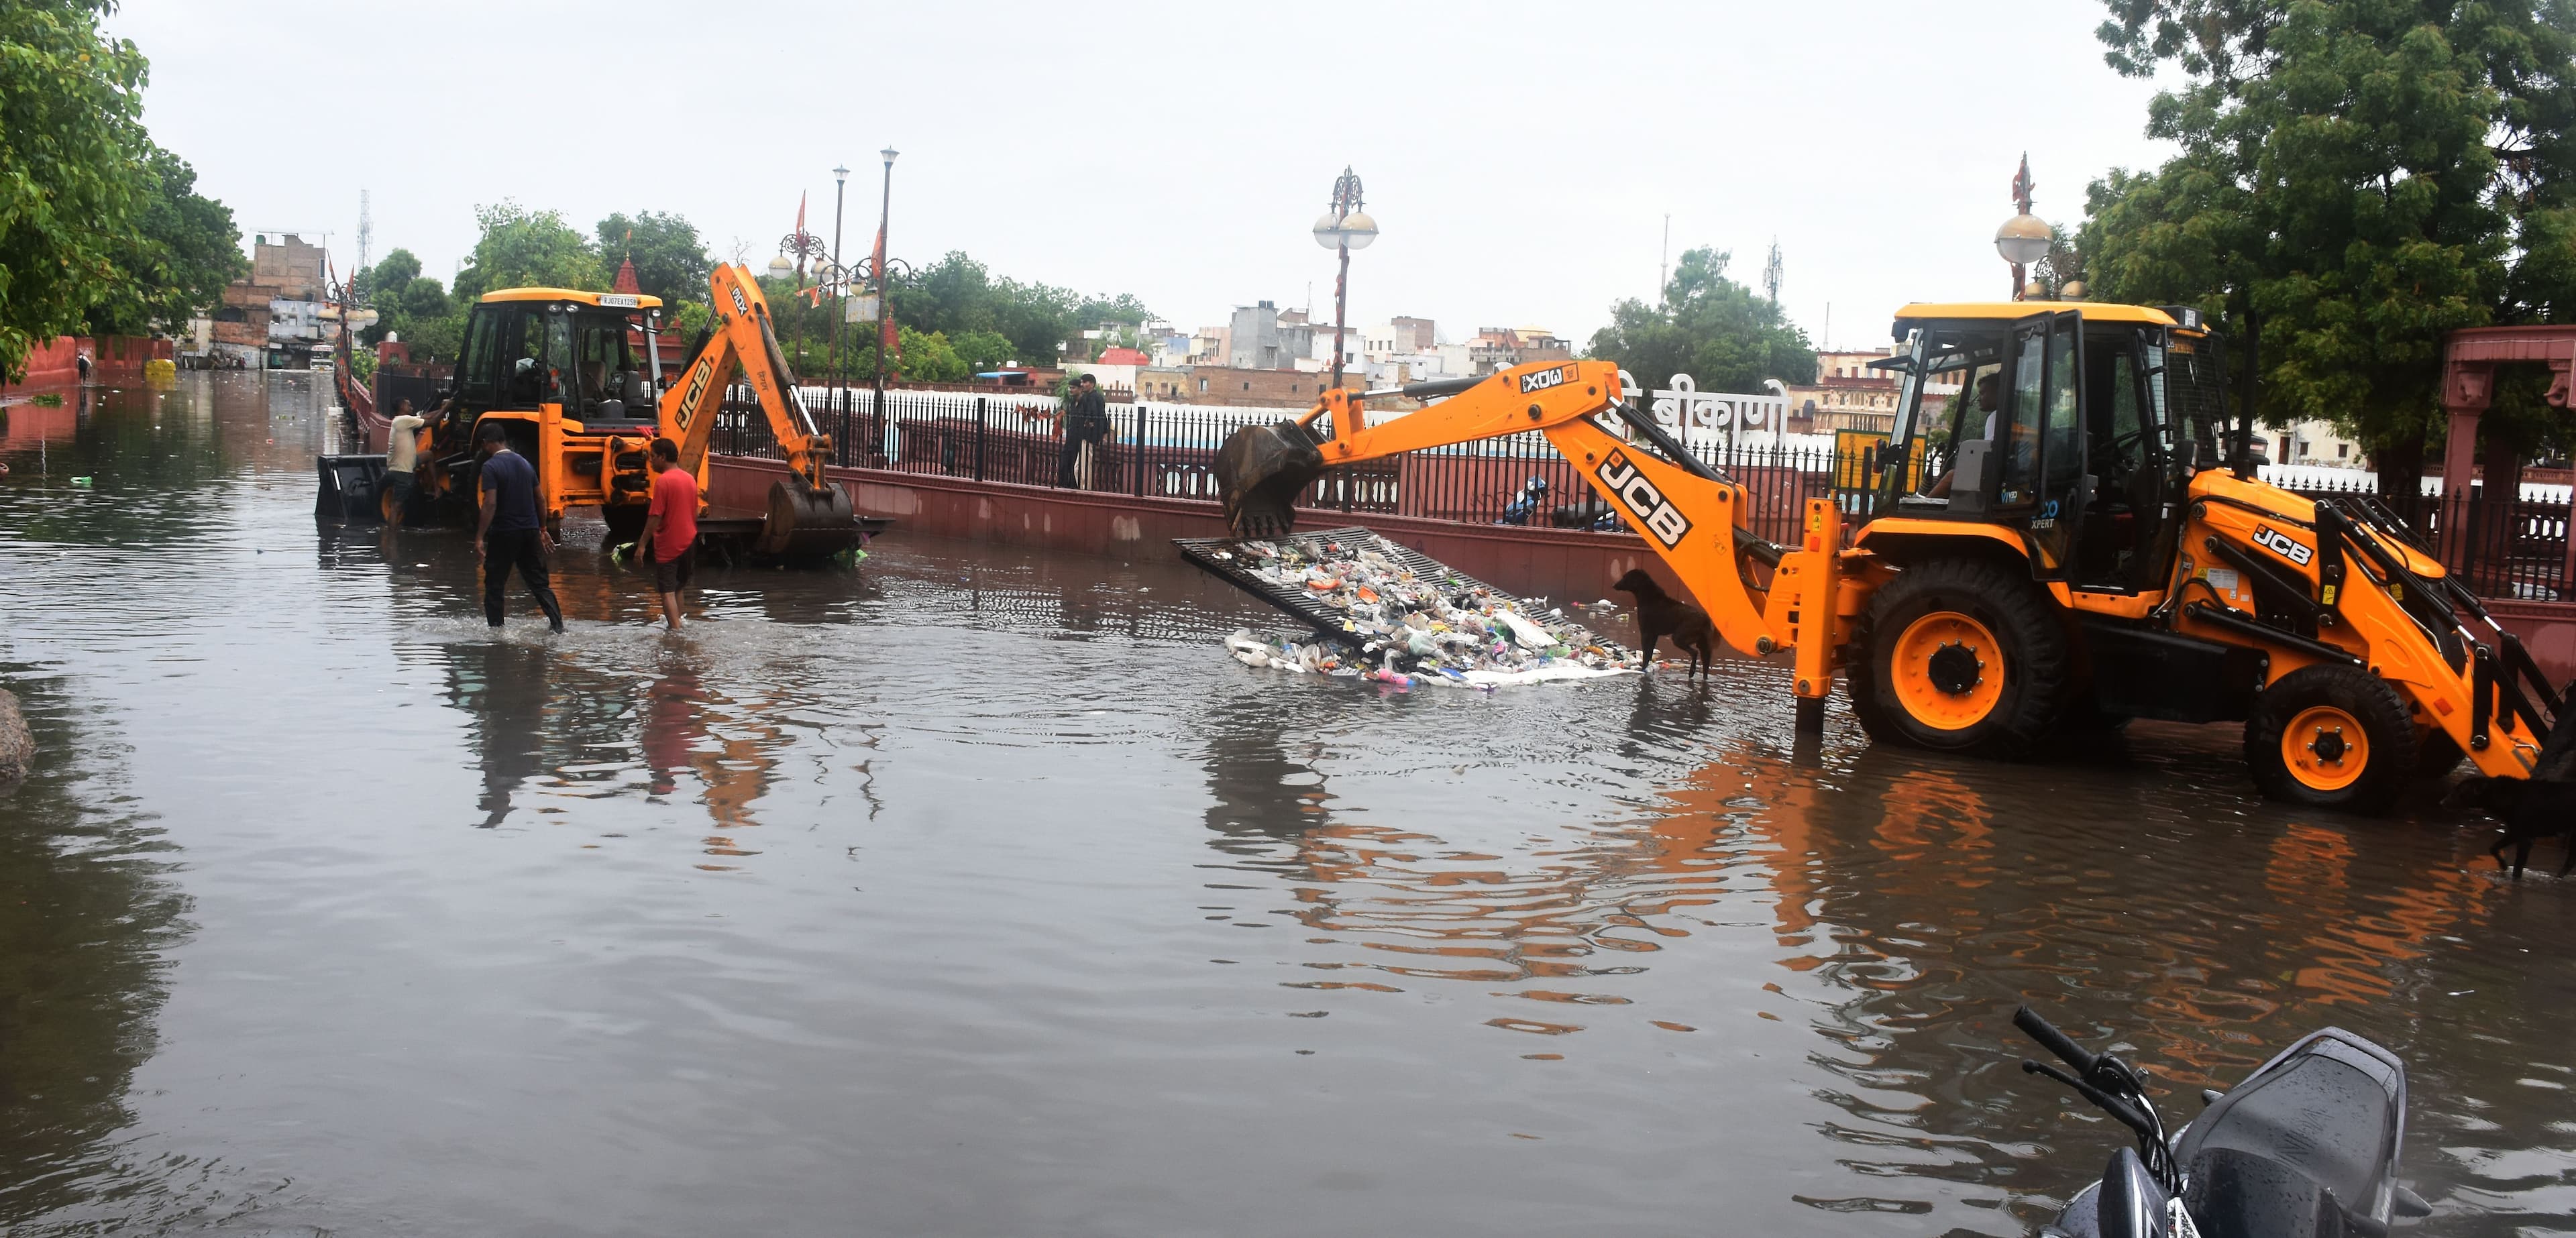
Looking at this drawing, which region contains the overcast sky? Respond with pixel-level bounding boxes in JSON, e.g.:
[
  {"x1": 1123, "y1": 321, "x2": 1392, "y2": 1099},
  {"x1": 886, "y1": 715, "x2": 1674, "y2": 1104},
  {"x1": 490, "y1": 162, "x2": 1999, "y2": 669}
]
[{"x1": 114, "y1": 1, "x2": 2176, "y2": 355}]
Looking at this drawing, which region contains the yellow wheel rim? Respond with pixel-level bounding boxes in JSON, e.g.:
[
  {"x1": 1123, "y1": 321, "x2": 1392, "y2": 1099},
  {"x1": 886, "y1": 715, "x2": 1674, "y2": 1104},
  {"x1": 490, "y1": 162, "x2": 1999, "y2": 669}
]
[
  {"x1": 2283, "y1": 705, "x2": 2369, "y2": 791},
  {"x1": 1892, "y1": 611, "x2": 2004, "y2": 730}
]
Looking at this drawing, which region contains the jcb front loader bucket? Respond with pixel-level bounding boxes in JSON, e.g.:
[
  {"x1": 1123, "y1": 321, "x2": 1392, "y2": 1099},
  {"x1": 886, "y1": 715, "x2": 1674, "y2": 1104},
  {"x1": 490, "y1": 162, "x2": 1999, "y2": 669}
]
[
  {"x1": 1214, "y1": 419, "x2": 1324, "y2": 538},
  {"x1": 315, "y1": 454, "x2": 388, "y2": 524},
  {"x1": 755, "y1": 479, "x2": 862, "y2": 561}
]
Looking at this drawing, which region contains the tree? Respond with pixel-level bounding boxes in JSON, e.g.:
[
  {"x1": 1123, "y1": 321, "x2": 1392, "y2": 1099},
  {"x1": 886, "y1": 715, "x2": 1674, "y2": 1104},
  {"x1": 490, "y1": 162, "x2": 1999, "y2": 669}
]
[
  {"x1": 453, "y1": 201, "x2": 603, "y2": 300},
  {"x1": 1585, "y1": 247, "x2": 1818, "y2": 392},
  {"x1": 360, "y1": 247, "x2": 421, "y2": 307},
  {"x1": 894, "y1": 250, "x2": 1091, "y2": 367},
  {"x1": 80, "y1": 144, "x2": 244, "y2": 337},
  {"x1": 0, "y1": 2, "x2": 150, "y2": 378},
  {"x1": 595, "y1": 210, "x2": 712, "y2": 308},
  {"x1": 2082, "y1": 0, "x2": 2576, "y2": 487}
]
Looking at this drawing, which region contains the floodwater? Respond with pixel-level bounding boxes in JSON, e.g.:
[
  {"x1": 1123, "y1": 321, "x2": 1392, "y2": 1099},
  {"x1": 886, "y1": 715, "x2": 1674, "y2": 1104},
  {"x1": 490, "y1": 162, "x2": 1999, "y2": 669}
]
[{"x1": 0, "y1": 374, "x2": 2570, "y2": 1238}]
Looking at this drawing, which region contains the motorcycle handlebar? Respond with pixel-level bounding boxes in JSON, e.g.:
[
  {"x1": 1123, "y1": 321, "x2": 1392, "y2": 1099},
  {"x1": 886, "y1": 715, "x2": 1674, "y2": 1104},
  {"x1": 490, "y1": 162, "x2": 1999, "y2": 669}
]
[
  {"x1": 2015, "y1": 1005, "x2": 2100, "y2": 1074},
  {"x1": 2021, "y1": 1059, "x2": 2158, "y2": 1143}
]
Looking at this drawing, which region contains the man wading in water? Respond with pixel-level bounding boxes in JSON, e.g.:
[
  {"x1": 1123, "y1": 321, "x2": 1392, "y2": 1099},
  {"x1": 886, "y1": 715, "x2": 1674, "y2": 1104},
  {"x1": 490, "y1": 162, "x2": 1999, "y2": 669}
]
[
  {"x1": 474, "y1": 420, "x2": 564, "y2": 632},
  {"x1": 635, "y1": 437, "x2": 698, "y2": 632}
]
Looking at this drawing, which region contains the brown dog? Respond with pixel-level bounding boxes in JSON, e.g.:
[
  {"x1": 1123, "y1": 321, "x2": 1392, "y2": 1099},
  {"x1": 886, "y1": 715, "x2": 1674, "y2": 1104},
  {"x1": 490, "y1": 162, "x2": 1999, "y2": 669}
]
[{"x1": 1614, "y1": 568, "x2": 1713, "y2": 676}]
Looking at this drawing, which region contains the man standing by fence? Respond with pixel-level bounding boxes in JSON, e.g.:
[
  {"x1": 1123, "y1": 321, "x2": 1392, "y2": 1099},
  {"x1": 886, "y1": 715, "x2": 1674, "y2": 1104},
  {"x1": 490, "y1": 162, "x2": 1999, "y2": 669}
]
[{"x1": 1059, "y1": 374, "x2": 1110, "y2": 489}]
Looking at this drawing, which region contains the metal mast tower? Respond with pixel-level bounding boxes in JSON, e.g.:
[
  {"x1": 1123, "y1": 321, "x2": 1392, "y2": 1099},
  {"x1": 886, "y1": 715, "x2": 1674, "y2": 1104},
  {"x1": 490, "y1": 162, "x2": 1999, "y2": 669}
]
[
  {"x1": 1762, "y1": 239, "x2": 1782, "y2": 306},
  {"x1": 356, "y1": 190, "x2": 372, "y2": 291}
]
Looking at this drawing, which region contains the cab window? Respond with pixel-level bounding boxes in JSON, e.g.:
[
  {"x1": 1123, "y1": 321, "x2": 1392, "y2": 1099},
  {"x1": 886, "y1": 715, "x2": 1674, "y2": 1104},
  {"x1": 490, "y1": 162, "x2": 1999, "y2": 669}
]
[
  {"x1": 1883, "y1": 325, "x2": 2009, "y2": 508},
  {"x1": 570, "y1": 313, "x2": 643, "y2": 412},
  {"x1": 455, "y1": 306, "x2": 504, "y2": 406},
  {"x1": 504, "y1": 307, "x2": 571, "y2": 406}
]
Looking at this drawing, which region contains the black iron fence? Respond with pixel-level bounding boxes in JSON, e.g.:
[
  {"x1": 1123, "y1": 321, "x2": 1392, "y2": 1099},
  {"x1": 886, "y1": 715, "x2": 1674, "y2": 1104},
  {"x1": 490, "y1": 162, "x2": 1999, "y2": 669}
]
[
  {"x1": 712, "y1": 385, "x2": 2576, "y2": 601},
  {"x1": 711, "y1": 386, "x2": 1856, "y2": 547},
  {"x1": 2279, "y1": 471, "x2": 2573, "y2": 602}
]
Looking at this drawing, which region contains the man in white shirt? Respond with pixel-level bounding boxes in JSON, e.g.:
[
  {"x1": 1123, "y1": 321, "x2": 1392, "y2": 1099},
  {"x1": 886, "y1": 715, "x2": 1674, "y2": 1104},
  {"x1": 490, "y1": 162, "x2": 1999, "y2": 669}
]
[{"x1": 383, "y1": 398, "x2": 433, "y2": 525}]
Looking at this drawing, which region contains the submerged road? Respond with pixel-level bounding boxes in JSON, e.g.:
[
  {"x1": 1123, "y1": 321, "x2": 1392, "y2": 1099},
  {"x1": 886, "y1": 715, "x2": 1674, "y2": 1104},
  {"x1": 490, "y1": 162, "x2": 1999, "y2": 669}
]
[{"x1": 0, "y1": 374, "x2": 2569, "y2": 1236}]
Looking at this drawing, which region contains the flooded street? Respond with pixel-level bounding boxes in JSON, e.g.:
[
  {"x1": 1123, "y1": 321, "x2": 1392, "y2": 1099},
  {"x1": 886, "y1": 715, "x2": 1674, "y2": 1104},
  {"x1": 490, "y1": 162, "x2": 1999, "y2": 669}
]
[{"x1": 3, "y1": 375, "x2": 2573, "y2": 1237}]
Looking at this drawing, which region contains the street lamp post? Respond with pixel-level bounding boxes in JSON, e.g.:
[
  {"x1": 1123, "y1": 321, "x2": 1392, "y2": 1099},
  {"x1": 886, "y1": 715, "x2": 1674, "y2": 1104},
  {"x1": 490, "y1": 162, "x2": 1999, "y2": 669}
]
[
  {"x1": 828, "y1": 164, "x2": 849, "y2": 391},
  {"x1": 873, "y1": 148, "x2": 898, "y2": 402},
  {"x1": 1994, "y1": 154, "x2": 2050, "y2": 301},
  {"x1": 1310, "y1": 166, "x2": 1378, "y2": 392}
]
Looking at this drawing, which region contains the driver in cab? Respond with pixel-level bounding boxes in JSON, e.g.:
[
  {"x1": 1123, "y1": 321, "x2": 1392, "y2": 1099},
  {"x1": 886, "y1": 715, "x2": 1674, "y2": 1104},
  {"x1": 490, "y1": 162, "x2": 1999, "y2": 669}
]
[{"x1": 1923, "y1": 371, "x2": 2019, "y2": 499}]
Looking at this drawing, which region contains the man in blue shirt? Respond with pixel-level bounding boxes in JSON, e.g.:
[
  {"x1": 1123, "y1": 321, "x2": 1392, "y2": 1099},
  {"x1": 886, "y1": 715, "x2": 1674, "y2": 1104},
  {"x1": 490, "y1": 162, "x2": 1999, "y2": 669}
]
[{"x1": 474, "y1": 420, "x2": 564, "y2": 631}]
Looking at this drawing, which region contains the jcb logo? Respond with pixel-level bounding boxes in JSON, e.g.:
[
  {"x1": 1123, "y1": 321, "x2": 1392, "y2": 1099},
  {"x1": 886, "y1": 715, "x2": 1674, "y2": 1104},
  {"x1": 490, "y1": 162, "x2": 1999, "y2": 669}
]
[
  {"x1": 674, "y1": 355, "x2": 716, "y2": 433},
  {"x1": 1518, "y1": 364, "x2": 1576, "y2": 394},
  {"x1": 1597, "y1": 449, "x2": 1693, "y2": 548},
  {"x1": 2252, "y1": 524, "x2": 2313, "y2": 567},
  {"x1": 729, "y1": 286, "x2": 750, "y2": 317}
]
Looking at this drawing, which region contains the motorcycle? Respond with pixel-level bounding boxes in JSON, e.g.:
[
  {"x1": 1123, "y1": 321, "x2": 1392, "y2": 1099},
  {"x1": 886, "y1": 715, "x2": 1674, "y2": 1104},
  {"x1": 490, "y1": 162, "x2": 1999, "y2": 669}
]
[{"x1": 2012, "y1": 1005, "x2": 2432, "y2": 1237}]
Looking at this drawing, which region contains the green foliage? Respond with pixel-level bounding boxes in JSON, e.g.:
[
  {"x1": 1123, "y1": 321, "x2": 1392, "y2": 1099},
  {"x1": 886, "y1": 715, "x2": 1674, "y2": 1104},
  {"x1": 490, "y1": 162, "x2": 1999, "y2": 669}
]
[
  {"x1": 2082, "y1": 0, "x2": 2576, "y2": 474},
  {"x1": 739, "y1": 249, "x2": 1148, "y2": 384},
  {"x1": 80, "y1": 145, "x2": 244, "y2": 336},
  {"x1": 400, "y1": 304, "x2": 464, "y2": 361},
  {"x1": 951, "y1": 329, "x2": 1014, "y2": 372},
  {"x1": 895, "y1": 326, "x2": 968, "y2": 383},
  {"x1": 1585, "y1": 247, "x2": 1818, "y2": 391},
  {"x1": 360, "y1": 247, "x2": 421, "y2": 305},
  {"x1": 355, "y1": 244, "x2": 460, "y2": 357},
  {"x1": 595, "y1": 210, "x2": 712, "y2": 308},
  {"x1": 894, "y1": 250, "x2": 1124, "y2": 368},
  {"x1": 0, "y1": 2, "x2": 151, "y2": 378},
  {"x1": 452, "y1": 201, "x2": 603, "y2": 301}
]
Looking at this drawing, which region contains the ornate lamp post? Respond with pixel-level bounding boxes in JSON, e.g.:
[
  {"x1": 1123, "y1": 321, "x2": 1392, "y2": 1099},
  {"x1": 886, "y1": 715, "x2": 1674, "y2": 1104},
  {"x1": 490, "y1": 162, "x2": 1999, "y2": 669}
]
[
  {"x1": 1994, "y1": 154, "x2": 2051, "y2": 301},
  {"x1": 1310, "y1": 166, "x2": 1378, "y2": 391}
]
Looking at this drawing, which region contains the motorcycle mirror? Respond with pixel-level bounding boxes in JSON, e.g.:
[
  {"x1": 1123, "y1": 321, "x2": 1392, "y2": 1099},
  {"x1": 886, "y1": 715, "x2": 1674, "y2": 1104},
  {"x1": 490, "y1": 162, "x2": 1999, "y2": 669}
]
[
  {"x1": 2200, "y1": 1088, "x2": 2224, "y2": 1107},
  {"x1": 2393, "y1": 1185, "x2": 2432, "y2": 1218}
]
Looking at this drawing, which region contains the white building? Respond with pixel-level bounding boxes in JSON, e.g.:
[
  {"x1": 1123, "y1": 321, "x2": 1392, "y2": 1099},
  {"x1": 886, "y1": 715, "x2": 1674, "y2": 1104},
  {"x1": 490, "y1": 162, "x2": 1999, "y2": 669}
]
[{"x1": 2261, "y1": 417, "x2": 2367, "y2": 469}]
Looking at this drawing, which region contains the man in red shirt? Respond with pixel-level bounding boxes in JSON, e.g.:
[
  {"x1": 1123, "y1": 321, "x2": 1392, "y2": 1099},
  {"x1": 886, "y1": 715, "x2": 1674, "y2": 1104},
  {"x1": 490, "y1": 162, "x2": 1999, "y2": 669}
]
[{"x1": 637, "y1": 437, "x2": 700, "y2": 631}]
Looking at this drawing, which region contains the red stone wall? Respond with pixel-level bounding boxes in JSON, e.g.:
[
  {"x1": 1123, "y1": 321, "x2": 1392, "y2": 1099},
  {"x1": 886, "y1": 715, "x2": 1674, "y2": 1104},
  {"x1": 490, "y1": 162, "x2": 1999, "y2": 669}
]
[
  {"x1": 6, "y1": 337, "x2": 83, "y2": 388},
  {"x1": 706, "y1": 455, "x2": 1683, "y2": 608}
]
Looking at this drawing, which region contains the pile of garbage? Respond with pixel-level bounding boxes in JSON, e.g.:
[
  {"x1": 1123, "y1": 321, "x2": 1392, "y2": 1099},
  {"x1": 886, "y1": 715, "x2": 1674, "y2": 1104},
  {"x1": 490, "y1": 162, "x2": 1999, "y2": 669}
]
[{"x1": 1202, "y1": 531, "x2": 1639, "y2": 689}]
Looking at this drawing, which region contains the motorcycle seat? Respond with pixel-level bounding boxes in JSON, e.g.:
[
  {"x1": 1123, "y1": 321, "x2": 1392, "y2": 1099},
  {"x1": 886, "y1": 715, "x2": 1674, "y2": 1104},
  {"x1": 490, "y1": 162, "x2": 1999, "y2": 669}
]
[{"x1": 2175, "y1": 1033, "x2": 2398, "y2": 1213}]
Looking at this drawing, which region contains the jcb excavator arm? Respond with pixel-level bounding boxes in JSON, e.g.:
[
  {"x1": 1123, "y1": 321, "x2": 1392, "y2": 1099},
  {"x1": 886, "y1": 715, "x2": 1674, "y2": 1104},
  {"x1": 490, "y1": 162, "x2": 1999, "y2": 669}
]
[
  {"x1": 660, "y1": 263, "x2": 833, "y2": 488},
  {"x1": 655, "y1": 264, "x2": 857, "y2": 558},
  {"x1": 1215, "y1": 359, "x2": 1854, "y2": 712}
]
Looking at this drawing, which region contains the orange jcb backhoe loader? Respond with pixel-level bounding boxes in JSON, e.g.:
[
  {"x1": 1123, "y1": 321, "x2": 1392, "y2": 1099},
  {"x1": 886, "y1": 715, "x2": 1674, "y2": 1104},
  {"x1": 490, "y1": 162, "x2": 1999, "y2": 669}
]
[
  {"x1": 1214, "y1": 301, "x2": 2565, "y2": 811},
  {"x1": 323, "y1": 264, "x2": 859, "y2": 560}
]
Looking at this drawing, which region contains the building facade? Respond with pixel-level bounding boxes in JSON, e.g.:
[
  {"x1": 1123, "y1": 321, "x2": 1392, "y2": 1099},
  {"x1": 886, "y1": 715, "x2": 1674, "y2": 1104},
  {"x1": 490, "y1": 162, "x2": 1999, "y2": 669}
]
[{"x1": 210, "y1": 233, "x2": 331, "y2": 369}]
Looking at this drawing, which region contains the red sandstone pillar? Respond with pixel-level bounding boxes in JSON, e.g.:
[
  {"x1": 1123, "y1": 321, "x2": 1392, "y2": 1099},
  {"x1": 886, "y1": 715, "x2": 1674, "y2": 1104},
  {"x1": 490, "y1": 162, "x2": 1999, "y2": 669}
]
[{"x1": 2438, "y1": 360, "x2": 2492, "y2": 568}]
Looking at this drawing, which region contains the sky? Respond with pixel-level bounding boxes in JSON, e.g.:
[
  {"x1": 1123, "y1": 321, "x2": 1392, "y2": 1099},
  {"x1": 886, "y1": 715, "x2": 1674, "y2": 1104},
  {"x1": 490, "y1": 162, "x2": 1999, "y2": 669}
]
[{"x1": 113, "y1": 0, "x2": 2180, "y2": 357}]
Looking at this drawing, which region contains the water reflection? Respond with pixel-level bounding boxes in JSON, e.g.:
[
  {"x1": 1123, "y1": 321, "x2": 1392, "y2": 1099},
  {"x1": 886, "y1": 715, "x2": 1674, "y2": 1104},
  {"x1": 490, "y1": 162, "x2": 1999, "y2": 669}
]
[{"x1": 0, "y1": 681, "x2": 189, "y2": 1229}]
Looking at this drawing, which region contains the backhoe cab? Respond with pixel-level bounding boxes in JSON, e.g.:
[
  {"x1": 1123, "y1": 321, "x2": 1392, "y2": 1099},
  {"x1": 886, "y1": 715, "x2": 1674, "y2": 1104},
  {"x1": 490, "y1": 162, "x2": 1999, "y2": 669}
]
[{"x1": 1212, "y1": 300, "x2": 2565, "y2": 812}]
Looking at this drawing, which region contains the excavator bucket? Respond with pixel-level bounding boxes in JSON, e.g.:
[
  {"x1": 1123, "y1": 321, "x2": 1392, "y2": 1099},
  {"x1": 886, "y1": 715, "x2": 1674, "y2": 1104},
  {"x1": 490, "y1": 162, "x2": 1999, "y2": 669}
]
[
  {"x1": 755, "y1": 478, "x2": 862, "y2": 561},
  {"x1": 1214, "y1": 418, "x2": 1325, "y2": 538}
]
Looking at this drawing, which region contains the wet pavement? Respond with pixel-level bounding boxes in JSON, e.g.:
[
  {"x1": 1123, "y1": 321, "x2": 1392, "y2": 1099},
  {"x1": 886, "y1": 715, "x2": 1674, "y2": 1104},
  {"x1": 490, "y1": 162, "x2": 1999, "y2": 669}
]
[{"x1": 1, "y1": 374, "x2": 2571, "y2": 1237}]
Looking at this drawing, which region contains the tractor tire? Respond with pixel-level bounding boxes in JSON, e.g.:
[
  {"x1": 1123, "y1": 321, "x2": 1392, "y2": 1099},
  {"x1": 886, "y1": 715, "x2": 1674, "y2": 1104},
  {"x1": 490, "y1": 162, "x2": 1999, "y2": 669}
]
[
  {"x1": 2243, "y1": 664, "x2": 2414, "y2": 813},
  {"x1": 1845, "y1": 620, "x2": 1897, "y2": 743},
  {"x1": 1856, "y1": 556, "x2": 2073, "y2": 759}
]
